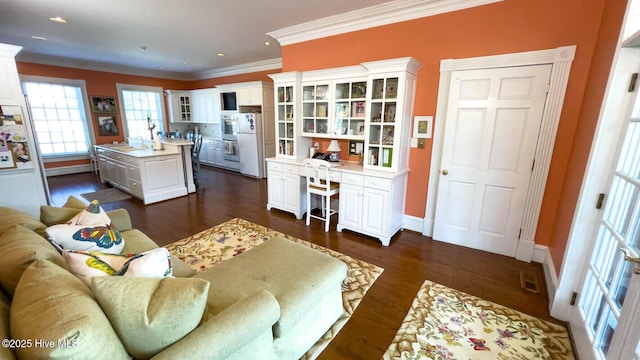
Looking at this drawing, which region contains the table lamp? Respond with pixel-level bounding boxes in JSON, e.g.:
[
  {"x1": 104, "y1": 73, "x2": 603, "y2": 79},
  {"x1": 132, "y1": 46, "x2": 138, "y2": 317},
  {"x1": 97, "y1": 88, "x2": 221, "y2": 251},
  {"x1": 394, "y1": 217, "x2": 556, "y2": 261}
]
[{"x1": 327, "y1": 140, "x2": 341, "y2": 162}]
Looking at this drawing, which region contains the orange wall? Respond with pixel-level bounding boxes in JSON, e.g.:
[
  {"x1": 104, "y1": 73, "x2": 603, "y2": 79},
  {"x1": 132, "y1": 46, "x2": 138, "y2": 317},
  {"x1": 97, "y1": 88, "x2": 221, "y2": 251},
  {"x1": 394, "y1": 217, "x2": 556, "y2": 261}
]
[{"x1": 280, "y1": 0, "x2": 625, "y2": 272}]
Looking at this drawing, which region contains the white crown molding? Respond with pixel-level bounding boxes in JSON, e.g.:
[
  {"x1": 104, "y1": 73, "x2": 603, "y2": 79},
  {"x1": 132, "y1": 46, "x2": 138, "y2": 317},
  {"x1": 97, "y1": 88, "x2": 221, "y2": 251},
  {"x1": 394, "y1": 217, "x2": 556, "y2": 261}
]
[
  {"x1": 16, "y1": 52, "x2": 282, "y2": 81},
  {"x1": 16, "y1": 52, "x2": 189, "y2": 80},
  {"x1": 268, "y1": 0, "x2": 503, "y2": 46},
  {"x1": 191, "y1": 58, "x2": 282, "y2": 80}
]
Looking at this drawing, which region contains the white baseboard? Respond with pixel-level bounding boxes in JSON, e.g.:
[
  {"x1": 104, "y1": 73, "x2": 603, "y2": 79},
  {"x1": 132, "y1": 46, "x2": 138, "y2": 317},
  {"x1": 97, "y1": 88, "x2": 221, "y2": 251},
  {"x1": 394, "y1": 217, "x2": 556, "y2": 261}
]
[
  {"x1": 45, "y1": 164, "x2": 93, "y2": 177},
  {"x1": 533, "y1": 244, "x2": 558, "y2": 305},
  {"x1": 402, "y1": 214, "x2": 424, "y2": 233}
]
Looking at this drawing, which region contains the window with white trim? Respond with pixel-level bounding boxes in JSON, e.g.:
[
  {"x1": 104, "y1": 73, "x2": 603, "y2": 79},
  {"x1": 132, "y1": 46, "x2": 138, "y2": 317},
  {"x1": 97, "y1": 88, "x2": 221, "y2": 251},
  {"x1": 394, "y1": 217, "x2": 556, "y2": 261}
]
[
  {"x1": 116, "y1": 84, "x2": 165, "y2": 140},
  {"x1": 21, "y1": 77, "x2": 92, "y2": 157}
]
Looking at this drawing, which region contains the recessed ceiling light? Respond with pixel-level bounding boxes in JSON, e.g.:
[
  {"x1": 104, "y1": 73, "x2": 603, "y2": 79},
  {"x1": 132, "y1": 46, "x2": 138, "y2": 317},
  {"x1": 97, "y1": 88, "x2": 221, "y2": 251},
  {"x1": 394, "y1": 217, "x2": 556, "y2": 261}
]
[
  {"x1": 49, "y1": 16, "x2": 67, "y2": 23},
  {"x1": 264, "y1": 41, "x2": 271, "y2": 46},
  {"x1": 216, "y1": 53, "x2": 225, "y2": 57},
  {"x1": 31, "y1": 36, "x2": 47, "y2": 41}
]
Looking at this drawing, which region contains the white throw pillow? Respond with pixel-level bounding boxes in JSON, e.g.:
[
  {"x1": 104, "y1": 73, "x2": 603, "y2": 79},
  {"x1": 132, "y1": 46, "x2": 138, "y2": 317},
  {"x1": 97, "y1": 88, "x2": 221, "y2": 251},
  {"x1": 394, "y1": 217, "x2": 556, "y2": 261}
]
[
  {"x1": 63, "y1": 248, "x2": 173, "y2": 287},
  {"x1": 45, "y1": 200, "x2": 124, "y2": 254}
]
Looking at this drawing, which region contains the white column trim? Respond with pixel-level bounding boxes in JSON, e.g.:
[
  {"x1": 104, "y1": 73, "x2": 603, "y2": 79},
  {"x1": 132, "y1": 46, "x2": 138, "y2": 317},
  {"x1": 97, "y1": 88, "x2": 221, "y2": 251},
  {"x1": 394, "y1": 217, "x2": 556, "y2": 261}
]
[{"x1": 424, "y1": 46, "x2": 576, "y2": 262}]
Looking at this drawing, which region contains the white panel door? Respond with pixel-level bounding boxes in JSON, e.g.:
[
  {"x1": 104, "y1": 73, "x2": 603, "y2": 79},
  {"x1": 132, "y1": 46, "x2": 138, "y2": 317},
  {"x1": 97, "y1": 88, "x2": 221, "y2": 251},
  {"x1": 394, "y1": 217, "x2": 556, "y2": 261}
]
[{"x1": 433, "y1": 64, "x2": 552, "y2": 256}]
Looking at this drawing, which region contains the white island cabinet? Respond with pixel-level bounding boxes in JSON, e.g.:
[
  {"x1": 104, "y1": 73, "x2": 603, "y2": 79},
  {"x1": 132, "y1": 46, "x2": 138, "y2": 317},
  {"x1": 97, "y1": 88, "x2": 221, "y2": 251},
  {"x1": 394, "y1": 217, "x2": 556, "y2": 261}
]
[{"x1": 95, "y1": 139, "x2": 194, "y2": 204}]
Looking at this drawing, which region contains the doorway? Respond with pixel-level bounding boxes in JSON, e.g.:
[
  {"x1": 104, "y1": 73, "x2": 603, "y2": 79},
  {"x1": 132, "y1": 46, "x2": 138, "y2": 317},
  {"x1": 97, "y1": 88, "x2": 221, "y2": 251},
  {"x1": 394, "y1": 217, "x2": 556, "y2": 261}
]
[
  {"x1": 424, "y1": 46, "x2": 576, "y2": 262},
  {"x1": 432, "y1": 64, "x2": 551, "y2": 257}
]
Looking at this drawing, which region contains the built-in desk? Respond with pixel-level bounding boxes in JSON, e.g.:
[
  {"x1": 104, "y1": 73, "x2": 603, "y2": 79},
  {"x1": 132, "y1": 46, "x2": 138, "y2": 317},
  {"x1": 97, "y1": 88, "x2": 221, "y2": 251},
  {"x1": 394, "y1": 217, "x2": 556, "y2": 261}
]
[{"x1": 265, "y1": 157, "x2": 408, "y2": 245}]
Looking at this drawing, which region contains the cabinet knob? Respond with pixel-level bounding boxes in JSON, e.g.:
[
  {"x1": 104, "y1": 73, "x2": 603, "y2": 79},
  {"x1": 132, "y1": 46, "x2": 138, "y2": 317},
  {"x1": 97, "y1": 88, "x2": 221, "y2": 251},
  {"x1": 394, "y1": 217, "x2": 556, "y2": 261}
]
[{"x1": 441, "y1": 169, "x2": 449, "y2": 175}]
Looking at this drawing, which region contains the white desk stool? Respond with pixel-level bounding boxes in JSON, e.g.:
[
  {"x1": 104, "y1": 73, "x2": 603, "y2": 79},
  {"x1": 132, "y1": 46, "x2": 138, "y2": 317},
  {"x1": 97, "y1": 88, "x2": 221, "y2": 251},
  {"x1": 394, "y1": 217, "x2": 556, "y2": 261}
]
[{"x1": 302, "y1": 158, "x2": 340, "y2": 232}]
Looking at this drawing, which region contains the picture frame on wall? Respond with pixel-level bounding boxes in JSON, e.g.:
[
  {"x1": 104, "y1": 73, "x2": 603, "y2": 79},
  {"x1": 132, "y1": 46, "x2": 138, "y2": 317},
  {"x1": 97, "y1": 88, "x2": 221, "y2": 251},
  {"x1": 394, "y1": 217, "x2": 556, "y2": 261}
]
[
  {"x1": 412, "y1": 116, "x2": 433, "y2": 139},
  {"x1": 90, "y1": 96, "x2": 117, "y2": 114},
  {"x1": 97, "y1": 115, "x2": 119, "y2": 136}
]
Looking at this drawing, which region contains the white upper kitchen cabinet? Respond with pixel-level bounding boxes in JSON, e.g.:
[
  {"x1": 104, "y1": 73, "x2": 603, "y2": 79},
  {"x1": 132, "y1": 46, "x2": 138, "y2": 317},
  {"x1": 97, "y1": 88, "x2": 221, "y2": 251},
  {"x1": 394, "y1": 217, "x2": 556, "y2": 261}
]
[
  {"x1": 166, "y1": 90, "x2": 192, "y2": 123},
  {"x1": 191, "y1": 88, "x2": 220, "y2": 124}
]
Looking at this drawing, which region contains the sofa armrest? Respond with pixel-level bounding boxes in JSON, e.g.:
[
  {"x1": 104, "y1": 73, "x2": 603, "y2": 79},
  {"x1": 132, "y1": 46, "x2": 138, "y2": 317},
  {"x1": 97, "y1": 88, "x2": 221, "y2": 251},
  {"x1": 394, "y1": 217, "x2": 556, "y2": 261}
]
[
  {"x1": 106, "y1": 208, "x2": 132, "y2": 231},
  {"x1": 151, "y1": 290, "x2": 280, "y2": 360}
]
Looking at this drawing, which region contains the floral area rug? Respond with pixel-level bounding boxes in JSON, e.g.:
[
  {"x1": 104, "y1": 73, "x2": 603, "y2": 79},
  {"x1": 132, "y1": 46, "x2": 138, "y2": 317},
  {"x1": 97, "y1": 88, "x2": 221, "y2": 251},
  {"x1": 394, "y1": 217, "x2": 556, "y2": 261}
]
[
  {"x1": 384, "y1": 280, "x2": 575, "y2": 360},
  {"x1": 164, "y1": 218, "x2": 383, "y2": 360}
]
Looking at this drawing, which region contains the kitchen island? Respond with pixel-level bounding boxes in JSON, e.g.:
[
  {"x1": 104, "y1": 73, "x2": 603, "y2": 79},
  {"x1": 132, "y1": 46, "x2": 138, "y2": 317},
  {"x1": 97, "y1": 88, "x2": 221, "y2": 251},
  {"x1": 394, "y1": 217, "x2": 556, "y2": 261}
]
[{"x1": 95, "y1": 139, "x2": 194, "y2": 204}]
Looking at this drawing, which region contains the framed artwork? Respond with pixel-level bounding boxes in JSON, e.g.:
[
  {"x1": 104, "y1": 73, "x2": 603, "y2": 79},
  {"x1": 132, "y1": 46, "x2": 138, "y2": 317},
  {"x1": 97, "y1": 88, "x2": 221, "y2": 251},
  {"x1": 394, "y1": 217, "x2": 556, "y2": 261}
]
[
  {"x1": 413, "y1": 116, "x2": 433, "y2": 139},
  {"x1": 97, "y1": 115, "x2": 119, "y2": 136},
  {"x1": 90, "y1": 96, "x2": 117, "y2": 114}
]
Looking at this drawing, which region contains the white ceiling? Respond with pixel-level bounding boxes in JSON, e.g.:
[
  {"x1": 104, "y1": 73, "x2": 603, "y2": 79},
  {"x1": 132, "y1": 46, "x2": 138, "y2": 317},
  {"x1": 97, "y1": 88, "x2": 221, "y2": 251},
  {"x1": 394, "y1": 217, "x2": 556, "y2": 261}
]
[
  {"x1": 0, "y1": 0, "x2": 390, "y2": 79},
  {"x1": 0, "y1": 0, "x2": 500, "y2": 80}
]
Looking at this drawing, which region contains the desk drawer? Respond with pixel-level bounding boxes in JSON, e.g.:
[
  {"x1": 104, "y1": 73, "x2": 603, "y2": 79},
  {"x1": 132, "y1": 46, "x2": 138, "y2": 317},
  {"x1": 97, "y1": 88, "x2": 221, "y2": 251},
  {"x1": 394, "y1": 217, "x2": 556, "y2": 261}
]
[
  {"x1": 267, "y1": 161, "x2": 299, "y2": 175},
  {"x1": 341, "y1": 173, "x2": 364, "y2": 186},
  {"x1": 364, "y1": 176, "x2": 391, "y2": 190},
  {"x1": 328, "y1": 171, "x2": 341, "y2": 183}
]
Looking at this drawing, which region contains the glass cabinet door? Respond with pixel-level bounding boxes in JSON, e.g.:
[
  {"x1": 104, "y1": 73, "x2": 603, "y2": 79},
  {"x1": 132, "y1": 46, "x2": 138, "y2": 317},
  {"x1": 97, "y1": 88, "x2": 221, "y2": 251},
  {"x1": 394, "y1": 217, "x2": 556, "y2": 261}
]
[
  {"x1": 367, "y1": 77, "x2": 398, "y2": 167},
  {"x1": 179, "y1": 95, "x2": 191, "y2": 122},
  {"x1": 302, "y1": 84, "x2": 330, "y2": 135},
  {"x1": 334, "y1": 80, "x2": 367, "y2": 137},
  {"x1": 276, "y1": 85, "x2": 295, "y2": 156}
]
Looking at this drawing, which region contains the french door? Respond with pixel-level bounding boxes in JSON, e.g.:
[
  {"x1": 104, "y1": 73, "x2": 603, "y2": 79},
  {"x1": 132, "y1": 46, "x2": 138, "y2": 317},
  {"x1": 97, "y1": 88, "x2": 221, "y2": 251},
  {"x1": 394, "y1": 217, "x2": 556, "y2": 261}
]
[{"x1": 577, "y1": 69, "x2": 640, "y2": 359}]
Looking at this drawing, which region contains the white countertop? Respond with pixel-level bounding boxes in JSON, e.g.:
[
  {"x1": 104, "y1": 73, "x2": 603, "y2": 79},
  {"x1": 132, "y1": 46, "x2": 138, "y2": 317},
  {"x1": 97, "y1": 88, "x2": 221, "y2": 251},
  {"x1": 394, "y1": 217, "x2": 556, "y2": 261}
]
[
  {"x1": 266, "y1": 157, "x2": 407, "y2": 178},
  {"x1": 96, "y1": 143, "x2": 181, "y2": 158}
]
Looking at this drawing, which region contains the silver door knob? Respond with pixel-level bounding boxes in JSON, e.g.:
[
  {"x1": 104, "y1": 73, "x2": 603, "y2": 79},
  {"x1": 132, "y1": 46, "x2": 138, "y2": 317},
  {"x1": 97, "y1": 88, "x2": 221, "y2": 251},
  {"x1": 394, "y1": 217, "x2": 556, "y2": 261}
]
[{"x1": 441, "y1": 170, "x2": 449, "y2": 175}]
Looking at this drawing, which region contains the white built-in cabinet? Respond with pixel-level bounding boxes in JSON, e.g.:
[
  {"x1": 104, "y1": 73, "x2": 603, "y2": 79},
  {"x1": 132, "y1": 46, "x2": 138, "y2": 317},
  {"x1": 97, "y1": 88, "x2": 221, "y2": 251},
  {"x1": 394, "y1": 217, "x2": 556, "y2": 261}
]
[
  {"x1": 265, "y1": 57, "x2": 421, "y2": 245},
  {"x1": 268, "y1": 72, "x2": 311, "y2": 159},
  {"x1": 337, "y1": 172, "x2": 407, "y2": 245},
  {"x1": 167, "y1": 89, "x2": 220, "y2": 124},
  {"x1": 166, "y1": 91, "x2": 192, "y2": 123},
  {"x1": 362, "y1": 58, "x2": 420, "y2": 172},
  {"x1": 96, "y1": 146, "x2": 186, "y2": 204},
  {"x1": 199, "y1": 139, "x2": 225, "y2": 167},
  {"x1": 190, "y1": 88, "x2": 219, "y2": 123},
  {"x1": 266, "y1": 160, "x2": 306, "y2": 220}
]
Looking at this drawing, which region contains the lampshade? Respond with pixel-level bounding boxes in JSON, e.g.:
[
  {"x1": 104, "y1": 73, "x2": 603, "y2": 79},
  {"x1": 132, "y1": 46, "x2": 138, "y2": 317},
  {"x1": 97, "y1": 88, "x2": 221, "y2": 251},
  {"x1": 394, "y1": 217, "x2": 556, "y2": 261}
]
[{"x1": 326, "y1": 140, "x2": 341, "y2": 152}]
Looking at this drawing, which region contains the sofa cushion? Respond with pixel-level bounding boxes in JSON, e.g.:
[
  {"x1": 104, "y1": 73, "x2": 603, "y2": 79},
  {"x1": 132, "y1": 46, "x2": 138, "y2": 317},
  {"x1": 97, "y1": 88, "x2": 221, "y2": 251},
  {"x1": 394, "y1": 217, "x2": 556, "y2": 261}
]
[
  {"x1": 39, "y1": 195, "x2": 88, "y2": 227},
  {"x1": 63, "y1": 195, "x2": 88, "y2": 209},
  {"x1": 10, "y1": 260, "x2": 129, "y2": 360},
  {"x1": 63, "y1": 248, "x2": 173, "y2": 287},
  {"x1": 92, "y1": 276, "x2": 209, "y2": 359},
  {"x1": 40, "y1": 205, "x2": 83, "y2": 227},
  {"x1": 195, "y1": 236, "x2": 347, "y2": 338},
  {"x1": 0, "y1": 288, "x2": 15, "y2": 360},
  {"x1": 0, "y1": 207, "x2": 46, "y2": 237},
  {"x1": 0, "y1": 225, "x2": 68, "y2": 297}
]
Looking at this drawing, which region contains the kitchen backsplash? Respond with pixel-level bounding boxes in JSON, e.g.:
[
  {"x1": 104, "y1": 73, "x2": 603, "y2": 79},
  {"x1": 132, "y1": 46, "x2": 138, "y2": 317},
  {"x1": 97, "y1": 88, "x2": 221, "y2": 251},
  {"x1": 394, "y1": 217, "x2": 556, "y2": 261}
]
[{"x1": 169, "y1": 123, "x2": 221, "y2": 139}]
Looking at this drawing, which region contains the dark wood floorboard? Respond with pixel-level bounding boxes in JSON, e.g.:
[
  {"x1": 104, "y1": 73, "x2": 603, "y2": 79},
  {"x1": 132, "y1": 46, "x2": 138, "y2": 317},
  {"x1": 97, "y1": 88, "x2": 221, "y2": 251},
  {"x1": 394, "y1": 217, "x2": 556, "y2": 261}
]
[{"x1": 47, "y1": 166, "x2": 567, "y2": 360}]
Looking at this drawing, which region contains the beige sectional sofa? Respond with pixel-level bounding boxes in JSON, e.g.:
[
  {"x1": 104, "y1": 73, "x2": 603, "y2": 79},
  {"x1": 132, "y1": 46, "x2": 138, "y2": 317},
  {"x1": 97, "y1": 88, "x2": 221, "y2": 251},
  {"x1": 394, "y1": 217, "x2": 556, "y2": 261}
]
[{"x1": 0, "y1": 198, "x2": 347, "y2": 360}]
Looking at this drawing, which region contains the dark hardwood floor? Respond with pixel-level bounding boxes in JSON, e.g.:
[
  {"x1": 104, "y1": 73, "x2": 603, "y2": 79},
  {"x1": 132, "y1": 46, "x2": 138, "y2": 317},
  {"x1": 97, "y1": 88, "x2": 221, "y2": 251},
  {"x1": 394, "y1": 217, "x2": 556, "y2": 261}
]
[{"x1": 47, "y1": 166, "x2": 567, "y2": 359}]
